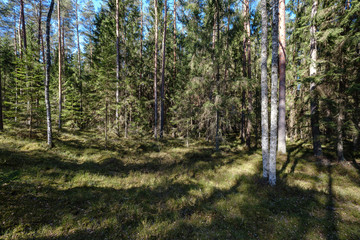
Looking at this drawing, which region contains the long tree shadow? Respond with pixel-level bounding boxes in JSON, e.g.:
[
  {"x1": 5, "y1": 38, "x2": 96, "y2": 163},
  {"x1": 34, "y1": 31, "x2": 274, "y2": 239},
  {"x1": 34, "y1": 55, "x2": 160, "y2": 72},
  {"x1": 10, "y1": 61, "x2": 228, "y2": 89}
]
[
  {"x1": 1, "y1": 180, "x2": 200, "y2": 239},
  {"x1": 163, "y1": 173, "x2": 348, "y2": 240},
  {"x1": 279, "y1": 142, "x2": 304, "y2": 175},
  {"x1": 1, "y1": 141, "x2": 358, "y2": 239},
  {"x1": 5, "y1": 171, "x2": 347, "y2": 240},
  {"x1": 326, "y1": 164, "x2": 339, "y2": 240},
  {"x1": 0, "y1": 144, "x2": 243, "y2": 182},
  {"x1": 351, "y1": 158, "x2": 360, "y2": 176}
]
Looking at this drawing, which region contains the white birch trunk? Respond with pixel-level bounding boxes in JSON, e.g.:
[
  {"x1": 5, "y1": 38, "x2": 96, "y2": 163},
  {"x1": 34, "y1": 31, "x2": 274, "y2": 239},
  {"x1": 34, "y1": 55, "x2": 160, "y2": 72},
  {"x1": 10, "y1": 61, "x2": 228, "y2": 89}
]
[
  {"x1": 310, "y1": 0, "x2": 322, "y2": 157},
  {"x1": 261, "y1": 0, "x2": 269, "y2": 178},
  {"x1": 269, "y1": 0, "x2": 279, "y2": 186},
  {"x1": 45, "y1": 0, "x2": 55, "y2": 147}
]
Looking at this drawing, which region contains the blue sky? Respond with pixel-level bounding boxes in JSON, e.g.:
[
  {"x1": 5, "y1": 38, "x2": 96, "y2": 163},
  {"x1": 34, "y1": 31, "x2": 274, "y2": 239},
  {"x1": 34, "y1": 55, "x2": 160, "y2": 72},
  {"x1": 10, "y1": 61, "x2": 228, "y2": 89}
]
[{"x1": 92, "y1": 0, "x2": 103, "y2": 12}]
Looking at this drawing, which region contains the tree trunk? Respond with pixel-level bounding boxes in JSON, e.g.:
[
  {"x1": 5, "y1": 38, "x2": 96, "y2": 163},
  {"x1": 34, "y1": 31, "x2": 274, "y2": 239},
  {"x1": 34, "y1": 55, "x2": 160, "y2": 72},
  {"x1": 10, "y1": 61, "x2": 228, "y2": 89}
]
[
  {"x1": 0, "y1": 69, "x2": 3, "y2": 131},
  {"x1": 337, "y1": 80, "x2": 346, "y2": 161},
  {"x1": 45, "y1": 0, "x2": 55, "y2": 147},
  {"x1": 116, "y1": 0, "x2": 120, "y2": 133},
  {"x1": 38, "y1": 0, "x2": 42, "y2": 55},
  {"x1": 241, "y1": 89, "x2": 246, "y2": 142},
  {"x1": 14, "y1": 15, "x2": 18, "y2": 122},
  {"x1": 75, "y1": 0, "x2": 82, "y2": 115},
  {"x1": 140, "y1": 0, "x2": 143, "y2": 83},
  {"x1": 278, "y1": 0, "x2": 286, "y2": 154},
  {"x1": 309, "y1": 0, "x2": 322, "y2": 157},
  {"x1": 20, "y1": 0, "x2": 27, "y2": 51},
  {"x1": 269, "y1": 0, "x2": 279, "y2": 186},
  {"x1": 244, "y1": 0, "x2": 252, "y2": 149},
  {"x1": 211, "y1": 1, "x2": 220, "y2": 151},
  {"x1": 18, "y1": 14, "x2": 22, "y2": 58},
  {"x1": 215, "y1": 0, "x2": 220, "y2": 152},
  {"x1": 173, "y1": 0, "x2": 177, "y2": 82},
  {"x1": 160, "y1": 0, "x2": 168, "y2": 138},
  {"x1": 105, "y1": 100, "x2": 108, "y2": 148},
  {"x1": 57, "y1": 0, "x2": 62, "y2": 130},
  {"x1": 261, "y1": 0, "x2": 269, "y2": 178},
  {"x1": 154, "y1": 0, "x2": 159, "y2": 139}
]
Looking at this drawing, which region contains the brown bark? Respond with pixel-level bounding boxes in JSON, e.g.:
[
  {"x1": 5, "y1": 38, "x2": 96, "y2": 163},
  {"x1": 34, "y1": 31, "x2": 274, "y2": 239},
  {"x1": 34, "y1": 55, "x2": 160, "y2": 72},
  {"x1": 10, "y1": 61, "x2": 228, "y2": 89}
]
[
  {"x1": 14, "y1": 15, "x2": 18, "y2": 122},
  {"x1": 20, "y1": 0, "x2": 27, "y2": 51},
  {"x1": 116, "y1": 0, "x2": 120, "y2": 131},
  {"x1": 173, "y1": 0, "x2": 177, "y2": 81},
  {"x1": 160, "y1": 0, "x2": 168, "y2": 138},
  {"x1": 140, "y1": 0, "x2": 143, "y2": 81},
  {"x1": 278, "y1": 0, "x2": 286, "y2": 153},
  {"x1": 38, "y1": 0, "x2": 42, "y2": 54},
  {"x1": 0, "y1": 69, "x2": 3, "y2": 131},
  {"x1": 105, "y1": 100, "x2": 108, "y2": 148},
  {"x1": 243, "y1": 0, "x2": 252, "y2": 148},
  {"x1": 154, "y1": 0, "x2": 159, "y2": 139},
  {"x1": 215, "y1": 0, "x2": 220, "y2": 151},
  {"x1": 18, "y1": 14, "x2": 22, "y2": 58},
  {"x1": 57, "y1": 0, "x2": 62, "y2": 130}
]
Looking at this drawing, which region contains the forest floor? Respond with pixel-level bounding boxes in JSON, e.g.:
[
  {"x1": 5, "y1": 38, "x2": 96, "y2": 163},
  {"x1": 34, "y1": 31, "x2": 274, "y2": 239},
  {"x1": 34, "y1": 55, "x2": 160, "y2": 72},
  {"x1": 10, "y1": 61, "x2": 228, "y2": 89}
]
[{"x1": 0, "y1": 128, "x2": 360, "y2": 240}]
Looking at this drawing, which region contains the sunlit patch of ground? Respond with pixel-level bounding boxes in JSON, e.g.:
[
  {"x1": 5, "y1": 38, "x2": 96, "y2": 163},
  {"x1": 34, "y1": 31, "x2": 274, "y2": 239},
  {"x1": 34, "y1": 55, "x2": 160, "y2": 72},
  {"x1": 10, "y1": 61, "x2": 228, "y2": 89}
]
[{"x1": 0, "y1": 129, "x2": 359, "y2": 239}]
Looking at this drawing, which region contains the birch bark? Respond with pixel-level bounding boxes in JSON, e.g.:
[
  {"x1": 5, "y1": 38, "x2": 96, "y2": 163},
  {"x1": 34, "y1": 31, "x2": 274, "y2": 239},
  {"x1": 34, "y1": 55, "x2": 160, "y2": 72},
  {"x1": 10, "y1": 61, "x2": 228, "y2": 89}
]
[
  {"x1": 261, "y1": 0, "x2": 269, "y2": 178},
  {"x1": 309, "y1": 0, "x2": 322, "y2": 157},
  {"x1": 45, "y1": 0, "x2": 55, "y2": 147},
  {"x1": 269, "y1": 0, "x2": 279, "y2": 186}
]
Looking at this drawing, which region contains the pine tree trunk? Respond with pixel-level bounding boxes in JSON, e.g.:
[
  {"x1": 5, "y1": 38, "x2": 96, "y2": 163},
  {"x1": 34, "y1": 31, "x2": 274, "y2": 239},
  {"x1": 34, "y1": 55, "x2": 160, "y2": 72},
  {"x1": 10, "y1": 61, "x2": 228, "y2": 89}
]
[
  {"x1": 14, "y1": 17, "x2": 18, "y2": 122},
  {"x1": 269, "y1": 0, "x2": 279, "y2": 186},
  {"x1": 123, "y1": 25, "x2": 128, "y2": 138},
  {"x1": 241, "y1": 89, "x2": 245, "y2": 142},
  {"x1": 20, "y1": 0, "x2": 27, "y2": 51},
  {"x1": 211, "y1": 2, "x2": 220, "y2": 151},
  {"x1": 40, "y1": 0, "x2": 45, "y2": 68},
  {"x1": 173, "y1": 0, "x2": 177, "y2": 82},
  {"x1": 261, "y1": 0, "x2": 269, "y2": 178},
  {"x1": 241, "y1": 0, "x2": 247, "y2": 144},
  {"x1": 105, "y1": 100, "x2": 108, "y2": 148},
  {"x1": 75, "y1": 0, "x2": 82, "y2": 116},
  {"x1": 160, "y1": 0, "x2": 168, "y2": 139},
  {"x1": 244, "y1": 0, "x2": 252, "y2": 149},
  {"x1": 116, "y1": 0, "x2": 120, "y2": 133},
  {"x1": 278, "y1": 0, "x2": 286, "y2": 154},
  {"x1": 57, "y1": 0, "x2": 62, "y2": 130},
  {"x1": 124, "y1": 108, "x2": 128, "y2": 138},
  {"x1": 45, "y1": 0, "x2": 55, "y2": 147},
  {"x1": 38, "y1": 0, "x2": 42, "y2": 56},
  {"x1": 309, "y1": 0, "x2": 322, "y2": 157},
  {"x1": 39, "y1": 0, "x2": 46, "y2": 73},
  {"x1": 215, "y1": 0, "x2": 220, "y2": 152},
  {"x1": 154, "y1": 0, "x2": 159, "y2": 139},
  {"x1": 0, "y1": 69, "x2": 3, "y2": 131},
  {"x1": 18, "y1": 14, "x2": 22, "y2": 58},
  {"x1": 337, "y1": 80, "x2": 346, "y2": 161},
  {"x1": 140, "y1": 0, "x2": 143, "y2": 83}
]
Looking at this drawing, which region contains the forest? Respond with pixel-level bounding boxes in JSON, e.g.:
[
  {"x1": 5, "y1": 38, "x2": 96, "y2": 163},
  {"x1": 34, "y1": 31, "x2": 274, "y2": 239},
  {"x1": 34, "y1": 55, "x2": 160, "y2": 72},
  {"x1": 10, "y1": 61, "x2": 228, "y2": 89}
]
[{"x1": 0, "y1": 0, "x2": 359, "y2": 239}]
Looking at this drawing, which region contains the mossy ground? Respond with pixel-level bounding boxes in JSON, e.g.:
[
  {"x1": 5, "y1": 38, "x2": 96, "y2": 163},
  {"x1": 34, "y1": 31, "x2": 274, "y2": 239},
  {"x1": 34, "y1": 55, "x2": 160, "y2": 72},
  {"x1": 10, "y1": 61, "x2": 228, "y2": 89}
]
[{"x1": 1, "y1": 128, "x2": 360, "y2": 239}]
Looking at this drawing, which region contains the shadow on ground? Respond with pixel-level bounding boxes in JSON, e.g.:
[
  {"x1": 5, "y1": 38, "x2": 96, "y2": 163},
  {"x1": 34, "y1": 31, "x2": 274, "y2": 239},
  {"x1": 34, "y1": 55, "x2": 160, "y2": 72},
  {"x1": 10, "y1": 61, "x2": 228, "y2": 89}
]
[{"x1": 0, "y1": 138, "x2": 359, "y2": 239}]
